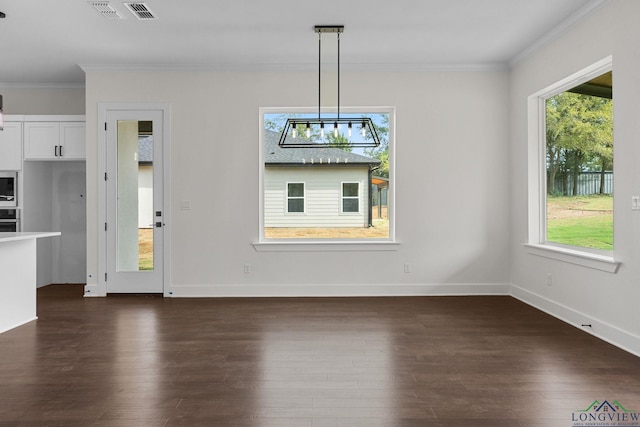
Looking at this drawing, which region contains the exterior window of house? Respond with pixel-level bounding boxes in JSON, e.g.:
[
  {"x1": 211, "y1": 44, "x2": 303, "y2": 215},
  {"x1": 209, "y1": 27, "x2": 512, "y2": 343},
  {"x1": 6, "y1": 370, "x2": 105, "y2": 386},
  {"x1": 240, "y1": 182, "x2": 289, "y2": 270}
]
[
  {"x1": 528, "y1": 58, "x2": 613, "y2": 258},
  {"x1": 261, "y1": 108, "x2": 393, "y2": 241},
  {"x1": 545, "y1": 72, "x2": 613, "y2": 251},
  {"x1": 287, "y1": 183, "x2": 305, "y2": 213},
  {"x1": 342, "y1": 182, "x2": 360, "y2": 213}
]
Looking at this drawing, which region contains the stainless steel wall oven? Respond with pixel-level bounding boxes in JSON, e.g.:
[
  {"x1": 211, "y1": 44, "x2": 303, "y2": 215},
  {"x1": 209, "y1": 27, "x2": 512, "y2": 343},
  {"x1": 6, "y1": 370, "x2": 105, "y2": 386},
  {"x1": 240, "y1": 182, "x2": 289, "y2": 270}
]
[{"x1": 0, "y1": 208, "x2": 20, "y2": 232}]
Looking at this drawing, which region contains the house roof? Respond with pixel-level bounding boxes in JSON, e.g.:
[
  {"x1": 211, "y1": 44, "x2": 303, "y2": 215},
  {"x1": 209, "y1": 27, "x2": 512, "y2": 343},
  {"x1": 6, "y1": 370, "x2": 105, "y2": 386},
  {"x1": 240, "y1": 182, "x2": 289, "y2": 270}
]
[{"x1": 264, "y1": 130, "x2": 381, "y2": 167}]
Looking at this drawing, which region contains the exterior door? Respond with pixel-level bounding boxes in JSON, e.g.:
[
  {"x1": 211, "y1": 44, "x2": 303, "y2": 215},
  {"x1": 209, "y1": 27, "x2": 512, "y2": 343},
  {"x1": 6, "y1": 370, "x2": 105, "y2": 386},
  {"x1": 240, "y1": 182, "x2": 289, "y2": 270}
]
[{"x1": 105, "y1": 110, "x2": 164, "y2": 293}]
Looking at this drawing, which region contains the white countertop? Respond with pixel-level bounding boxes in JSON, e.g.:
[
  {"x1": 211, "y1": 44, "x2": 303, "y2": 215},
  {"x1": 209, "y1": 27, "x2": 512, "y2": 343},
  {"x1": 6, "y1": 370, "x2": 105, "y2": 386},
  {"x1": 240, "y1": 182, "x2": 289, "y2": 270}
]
[{"x1": 0, "y1": 232, "x2": 61, "y2": 243}]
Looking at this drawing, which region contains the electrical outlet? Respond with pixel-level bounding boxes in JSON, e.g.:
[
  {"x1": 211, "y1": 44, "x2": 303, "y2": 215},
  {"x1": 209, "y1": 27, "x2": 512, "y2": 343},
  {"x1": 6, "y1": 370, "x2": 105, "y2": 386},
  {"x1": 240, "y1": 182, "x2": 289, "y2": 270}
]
[
  {"x1": 244, "y1": 264, "x2": 251, "y2": 274},
  {"x1": 632, "y1": 196, "x2": 640, "y2": 211},
  {"x1": 180, "y1": 200, "x2": 192, "y2": 210},
  {"x1": 547, "y1": 274, "x2": 553, "y2": 286},
  {"x1": 404, "y1": 263, "x2": 410, "y2": 273}
]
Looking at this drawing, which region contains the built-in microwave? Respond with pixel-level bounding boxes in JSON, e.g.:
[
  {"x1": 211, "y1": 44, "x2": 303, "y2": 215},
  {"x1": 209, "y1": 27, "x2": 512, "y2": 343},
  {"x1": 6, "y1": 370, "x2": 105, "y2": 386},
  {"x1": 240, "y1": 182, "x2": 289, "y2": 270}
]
[{"x1": 0, "y1": 172, "x2": 17, "y2": 207}]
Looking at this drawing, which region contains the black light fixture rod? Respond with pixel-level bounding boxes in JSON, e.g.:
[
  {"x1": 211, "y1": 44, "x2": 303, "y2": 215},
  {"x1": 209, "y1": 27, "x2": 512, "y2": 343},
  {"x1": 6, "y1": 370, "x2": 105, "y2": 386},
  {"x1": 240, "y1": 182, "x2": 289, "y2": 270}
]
[
  {"x1": 337, "y1": 31, "x2": 340, "y2": 120},
  {"x1": 314, "y1": 26, "x2": 344, "y2": 122},
  {"x1": 318, "y1": 30, "x2": 321, "y2": 120}
]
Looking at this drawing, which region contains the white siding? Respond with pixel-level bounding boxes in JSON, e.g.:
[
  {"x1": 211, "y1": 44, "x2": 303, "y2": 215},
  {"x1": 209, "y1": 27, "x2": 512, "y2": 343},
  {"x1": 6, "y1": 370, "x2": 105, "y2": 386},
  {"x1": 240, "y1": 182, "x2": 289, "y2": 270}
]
[
  {"x1": 265, "y1": 167, "x2": 369, "y2": 228},
  {"x1": 138, "y1": 165, "x2": 154, "y2": 228}
]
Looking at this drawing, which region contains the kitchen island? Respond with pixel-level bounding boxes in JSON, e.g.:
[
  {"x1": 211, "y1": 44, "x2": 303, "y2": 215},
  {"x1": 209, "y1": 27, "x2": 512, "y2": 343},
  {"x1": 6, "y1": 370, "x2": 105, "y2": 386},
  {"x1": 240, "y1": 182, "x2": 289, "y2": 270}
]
[{"x1": 0, "y1": 232, "x2": 61, "y2": 333}]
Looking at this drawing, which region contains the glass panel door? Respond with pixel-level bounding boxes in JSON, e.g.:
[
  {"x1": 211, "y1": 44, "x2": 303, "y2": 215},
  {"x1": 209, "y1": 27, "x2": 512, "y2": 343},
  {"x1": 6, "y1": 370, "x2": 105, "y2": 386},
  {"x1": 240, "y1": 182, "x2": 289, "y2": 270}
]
[
  {"x1": 105, "y1": 108, "x2": 164, "y2": 294},
  {"x1": 116, "y1": 120, "x2": 154, "y2": 272}
]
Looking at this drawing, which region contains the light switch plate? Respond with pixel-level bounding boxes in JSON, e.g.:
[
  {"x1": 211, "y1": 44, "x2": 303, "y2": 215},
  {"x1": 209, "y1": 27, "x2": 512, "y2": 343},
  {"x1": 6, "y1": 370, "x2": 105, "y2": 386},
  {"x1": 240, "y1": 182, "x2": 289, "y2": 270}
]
[{"x1": 180, "y1": 200, "x2": 191, "y2": 210}]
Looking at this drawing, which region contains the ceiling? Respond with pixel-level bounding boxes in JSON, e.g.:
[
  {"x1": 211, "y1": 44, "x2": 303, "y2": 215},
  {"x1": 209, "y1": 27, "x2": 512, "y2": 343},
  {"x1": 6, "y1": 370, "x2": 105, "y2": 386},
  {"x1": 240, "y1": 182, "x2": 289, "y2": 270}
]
[{"x1": 0, "y1": 0, "x2": 607, "y2": 86}]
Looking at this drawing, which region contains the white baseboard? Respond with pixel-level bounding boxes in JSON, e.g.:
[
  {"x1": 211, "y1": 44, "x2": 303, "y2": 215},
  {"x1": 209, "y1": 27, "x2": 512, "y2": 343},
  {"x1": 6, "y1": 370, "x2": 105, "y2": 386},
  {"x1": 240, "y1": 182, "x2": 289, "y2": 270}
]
[
  {"x1": 0, "y1": 317, "x2": 37, "y2": 335},
  {"x1": 166, "y1": 282, "x2": 511, "y2": 298},
  {"x1": 511, "y1": 284, "x2": 640, "y2": 357}
]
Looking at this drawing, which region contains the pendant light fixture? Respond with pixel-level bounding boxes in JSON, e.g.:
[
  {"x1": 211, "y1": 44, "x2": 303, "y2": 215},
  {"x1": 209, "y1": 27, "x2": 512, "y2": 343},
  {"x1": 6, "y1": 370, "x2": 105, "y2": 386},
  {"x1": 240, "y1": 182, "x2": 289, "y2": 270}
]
[{"x1": 278, "y1": 26, "x2": 380, "y2": 148}]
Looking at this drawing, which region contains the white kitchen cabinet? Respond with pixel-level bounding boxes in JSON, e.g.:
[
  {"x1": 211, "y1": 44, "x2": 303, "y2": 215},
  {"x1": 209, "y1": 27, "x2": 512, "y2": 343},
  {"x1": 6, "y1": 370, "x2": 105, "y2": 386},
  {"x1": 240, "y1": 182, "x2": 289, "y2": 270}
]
[
  {"x1": 24, "y1": 121, "x2": 85, "y2": 160},
  {"x1": 0, "y1": 122, "x2": 23, "y2": 170}
]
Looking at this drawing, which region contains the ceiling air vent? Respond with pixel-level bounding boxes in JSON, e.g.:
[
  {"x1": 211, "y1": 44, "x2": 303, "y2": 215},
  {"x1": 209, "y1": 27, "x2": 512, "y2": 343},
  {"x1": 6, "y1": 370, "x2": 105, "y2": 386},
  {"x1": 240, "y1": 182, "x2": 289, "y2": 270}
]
[
  {"x1": 123, "y1": 3, "x2": 156, "y2": 20},
  {"x1": 90, "y1": 2, "x2": 124, "y2": 20}
]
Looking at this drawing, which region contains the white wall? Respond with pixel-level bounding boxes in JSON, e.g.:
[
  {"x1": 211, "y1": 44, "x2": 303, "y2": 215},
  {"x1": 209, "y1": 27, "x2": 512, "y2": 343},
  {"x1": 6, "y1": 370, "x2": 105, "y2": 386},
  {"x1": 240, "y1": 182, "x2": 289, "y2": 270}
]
[
  {"x1": 84, "y1": 67, "x2": 510, "y2": 296},
  {"x1": 509, "y1": 0, "x2": 640, "y2": 355},
  {"x1": 0, "y1": 87, "x2": 85, "y2": 115}
]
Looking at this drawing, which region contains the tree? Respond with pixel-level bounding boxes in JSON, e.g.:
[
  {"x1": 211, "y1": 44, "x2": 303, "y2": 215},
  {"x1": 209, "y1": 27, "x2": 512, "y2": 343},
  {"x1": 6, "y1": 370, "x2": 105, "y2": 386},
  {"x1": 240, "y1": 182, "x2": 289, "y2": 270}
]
[
  {"x1": 325, "y1": 131, "x2": 353, "y2": 152},
  {"x1": 545, "y1": 92, "x2": 612, "y2": 195},
  {"x1": 265, "y1": 114, "x2": 321, "y2": 142},
  {"x1": 364, "y1": 115, "x2": 390, "y2": 177}
]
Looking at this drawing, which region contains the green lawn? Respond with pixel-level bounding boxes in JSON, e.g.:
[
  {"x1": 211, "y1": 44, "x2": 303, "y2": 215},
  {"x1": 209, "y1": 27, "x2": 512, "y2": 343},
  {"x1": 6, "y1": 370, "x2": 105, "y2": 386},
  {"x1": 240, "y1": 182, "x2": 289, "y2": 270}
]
[{"x1": 547, "y1": 195, "x2": 613, "y2": 250}]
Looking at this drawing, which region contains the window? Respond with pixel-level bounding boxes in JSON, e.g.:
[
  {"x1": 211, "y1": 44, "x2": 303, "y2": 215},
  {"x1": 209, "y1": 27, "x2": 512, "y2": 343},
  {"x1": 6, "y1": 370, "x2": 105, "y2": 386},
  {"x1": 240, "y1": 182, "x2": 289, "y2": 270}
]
[
  {"x1": 342, "y1": 182, "x2": 360, "y2": 213},
  {"x1": 528, "y1": 57, "x2": 614, "y2": 263},
  {"x1": 544, "y1": 73, "x2": 613, "y2": 251},
  {"x1": 287, "y1": 182, "x2": 305, "y2": 213},
  {"x1": 261, "y1": 108, "x2": 393, "y2": 241}
]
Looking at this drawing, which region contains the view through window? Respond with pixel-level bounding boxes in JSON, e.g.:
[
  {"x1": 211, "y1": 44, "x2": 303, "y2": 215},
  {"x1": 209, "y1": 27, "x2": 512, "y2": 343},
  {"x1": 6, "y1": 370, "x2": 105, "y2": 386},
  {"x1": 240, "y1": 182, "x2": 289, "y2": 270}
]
[
  {"x1": 263, "y1": 111, "x2": 391, "y2": 240},
  {"x1": 545, "y1": 71, "x2": 613, "y2": 250}
]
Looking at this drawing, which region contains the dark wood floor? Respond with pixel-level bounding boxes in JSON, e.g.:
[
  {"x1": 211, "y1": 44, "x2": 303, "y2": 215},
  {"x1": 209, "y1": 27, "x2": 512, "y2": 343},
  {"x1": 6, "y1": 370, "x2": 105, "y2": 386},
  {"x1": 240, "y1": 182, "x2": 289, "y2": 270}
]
[{"x1": 0, "y1": 285, "x2": 639, "y2": 427}]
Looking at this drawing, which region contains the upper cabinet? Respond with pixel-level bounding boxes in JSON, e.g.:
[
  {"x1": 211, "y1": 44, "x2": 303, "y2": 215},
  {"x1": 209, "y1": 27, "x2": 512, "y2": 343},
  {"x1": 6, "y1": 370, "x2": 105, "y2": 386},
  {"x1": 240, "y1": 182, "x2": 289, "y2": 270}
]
[
  {"x1": 0, "y1": 122, "x2": 23, "y2": 170},
  {"x1": 24, "y1": 121, "x2": 85, "y2": 160}
]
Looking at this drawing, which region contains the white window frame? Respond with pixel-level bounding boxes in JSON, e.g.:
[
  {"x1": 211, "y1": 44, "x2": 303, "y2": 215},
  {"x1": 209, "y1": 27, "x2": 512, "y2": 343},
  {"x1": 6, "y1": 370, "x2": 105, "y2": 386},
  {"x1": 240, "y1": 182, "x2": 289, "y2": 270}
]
[
  {"x1": 524, "y1": 56, "x2": 619, "y2": 273},
  {"x1": 286, "y1": 182, "x2": 305, "y2": 215},
  {"x1": 255, "y1": 106, "x2": 399, "y2": 251},
  {"x1": 341, "y1": 181, "x2": 360, "y2": 214}
]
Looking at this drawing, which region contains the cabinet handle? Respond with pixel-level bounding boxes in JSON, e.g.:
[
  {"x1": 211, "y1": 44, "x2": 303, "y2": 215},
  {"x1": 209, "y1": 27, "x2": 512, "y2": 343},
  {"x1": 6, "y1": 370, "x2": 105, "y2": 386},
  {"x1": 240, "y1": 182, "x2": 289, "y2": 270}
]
[
  {"x1": 54, "y1": 145, "x2": 59, "y2": 157},
  {"x1": 60, "y1": 145, "x2": 64, "y2": 157}
]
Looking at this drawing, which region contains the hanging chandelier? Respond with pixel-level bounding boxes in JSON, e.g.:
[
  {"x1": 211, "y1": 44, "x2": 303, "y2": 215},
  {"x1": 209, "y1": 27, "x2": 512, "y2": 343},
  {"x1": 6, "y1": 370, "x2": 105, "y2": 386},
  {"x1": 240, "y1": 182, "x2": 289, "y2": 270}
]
[{"x1": 278, "y1": 26, "x2": 381, "y2": 148}]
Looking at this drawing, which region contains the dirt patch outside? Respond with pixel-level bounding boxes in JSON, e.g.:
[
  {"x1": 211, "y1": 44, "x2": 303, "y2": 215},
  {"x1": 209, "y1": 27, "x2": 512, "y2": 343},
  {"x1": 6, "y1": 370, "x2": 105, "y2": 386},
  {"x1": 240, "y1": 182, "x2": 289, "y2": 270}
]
[
  {"x1": 547, "y1": 198, "x2": 612, "y2": 220},
  {"x1": 265, "y1": 220, "x2": 389, "y2": 239}
]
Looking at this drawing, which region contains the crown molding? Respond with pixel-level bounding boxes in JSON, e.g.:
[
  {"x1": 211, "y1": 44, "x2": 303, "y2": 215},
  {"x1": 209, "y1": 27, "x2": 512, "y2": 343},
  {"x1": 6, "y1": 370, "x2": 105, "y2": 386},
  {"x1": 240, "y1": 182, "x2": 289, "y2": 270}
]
[{"x1": 80, "y1": 61, "x2": 508, "y2": 75}]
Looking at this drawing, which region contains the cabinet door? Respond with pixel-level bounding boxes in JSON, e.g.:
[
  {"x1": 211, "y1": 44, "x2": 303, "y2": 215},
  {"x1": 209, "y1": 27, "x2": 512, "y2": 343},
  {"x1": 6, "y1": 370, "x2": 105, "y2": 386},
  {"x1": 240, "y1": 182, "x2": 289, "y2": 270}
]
[
  {"x1": 0, "y1": 122, "x2": 23, "y2": 170},
  {"x1": 24, "y1": 122, "x2": 59, "y2": 159},
  {"x1": 60, "y1": 122, "x2": 86, "y2": 159}
]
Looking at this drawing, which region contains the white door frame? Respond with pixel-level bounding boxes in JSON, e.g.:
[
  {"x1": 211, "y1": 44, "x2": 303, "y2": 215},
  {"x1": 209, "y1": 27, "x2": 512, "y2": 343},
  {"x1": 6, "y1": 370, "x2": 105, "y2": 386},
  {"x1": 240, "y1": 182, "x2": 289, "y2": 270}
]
[{"x1": 97, "y1": 103, "x2": 171, "y2": 296}]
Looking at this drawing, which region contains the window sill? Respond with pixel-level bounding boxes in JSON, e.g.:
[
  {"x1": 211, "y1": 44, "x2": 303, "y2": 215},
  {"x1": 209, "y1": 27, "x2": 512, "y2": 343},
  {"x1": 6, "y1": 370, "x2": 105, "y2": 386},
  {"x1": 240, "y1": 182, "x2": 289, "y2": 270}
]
[
  {"x1": 523, "y1": 243, "x2": 620, "y2": 273},
  {"x1": 253, "y1": 241, "x2": 401, "y2": 252}
]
